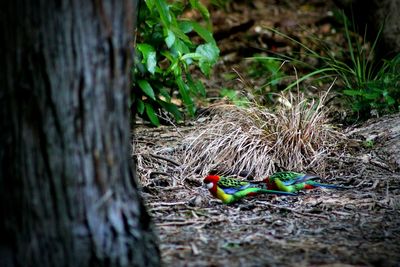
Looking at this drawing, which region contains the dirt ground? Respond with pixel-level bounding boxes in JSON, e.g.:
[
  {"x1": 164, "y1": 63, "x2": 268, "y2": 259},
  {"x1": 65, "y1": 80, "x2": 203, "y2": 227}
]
[
  {"x1": 135, "y1": 113, "x2": 400, "y2": 267},
  {"x1": 134, "y1": 1, "x2": 400, "y2": 266}
]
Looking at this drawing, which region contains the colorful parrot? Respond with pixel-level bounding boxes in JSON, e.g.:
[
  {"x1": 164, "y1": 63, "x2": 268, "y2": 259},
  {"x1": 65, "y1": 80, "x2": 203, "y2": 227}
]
[
  {"x1": 203, "y1": 175, "x2": 296, "y2": 204},
  {"x1": 260, "y1": 171, "x2": 349, "y2": 193}
]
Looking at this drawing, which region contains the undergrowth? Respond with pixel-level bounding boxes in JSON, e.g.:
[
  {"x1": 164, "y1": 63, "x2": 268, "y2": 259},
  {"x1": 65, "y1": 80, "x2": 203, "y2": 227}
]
[
  {"x1": 249, "y1": 12, "x2": 400, "y2": 120},
  {"x1": 133, "y1": 0, "x2": 219, "y2": 126}
]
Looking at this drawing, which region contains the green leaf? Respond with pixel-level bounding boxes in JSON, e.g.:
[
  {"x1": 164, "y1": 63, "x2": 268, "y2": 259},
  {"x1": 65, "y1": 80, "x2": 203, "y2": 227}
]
[
  {"x1": 137, "y1": 44, "x2": 157, "y2": 74},
  {"x1": 147, "y1": 52, "x2": 157, "y2": 74},
  {"x1": 181, "y1": 52, "x2": 203, "y2": 61},
  {"x1": 165, "y1": 29, "x2": 176, "y2": 48},
  {"x1": 187, "y1": 72, "x2": 206, "y2": 96},
  {"x1": 167, "y1": 59, "x2": 179, "y2": 76},
  {"x1": 385, "y1": 95, "x2": 395, "y2": 105},
  {"x1": 189, "y1": 0, "x2": 210, "y2": 21},
  {"x1": 196, "y1": 43, "x2": 219, "y2": 62},
  {"x1": 137, "y1": 44, "x2": 155, "y2": 58},
  {"x1": 363, "y1": 92, "x2": 380, "y2": 100},
  {"x1": 158, "y1": 99, "x2": 183, "y2": 121},
  {"x1": 169, "y1": 1, "x2": 185, "y2": 13},
  {"x1": 170, "y1": 25, "x2": 192, "y2": 45},
  {"x1": 145, "y1": 103, "x2": 160, "y2": 126},
  {"x1": 186, "y1": 72, "x2": 197, "y2": 93},
  {"x1": 190, "y1": 22, "x2": 215, "y2": 44},
  {"x1": 133, "y1": 0, "x2": 218, "y2": 123},
  {"x1": 137, "y1": 99, "x2": 145, "y2": 114},
  {"x1": 172, "y1": 39, "x2": 191, "y2": 56},
  {"x1": 178, "y1": 20, "x2": 193, "y2": 33},
  {"x1": 196, "y1": 43, "x2": 219, "y2": 76},
  {"x1": 195, "y1": 81, "x2": 206, "y2": 97},
  {"x1": 159, "y1": 88, "x2": 171, "y2": 102},
  {"x1": 343, "y1": 89, "x2": 363, "y2": 96},
  {"x1": 220, "y1": 88, "x2": 238, "y2": 99},
  {"x1": 160, "y1": 50, "x2": 175, "y2": 64},
  {"x1": 154, "y1": 0, "x2": 171, "y2": 27},
  {"x1": 138, "y1": 80, "x2": 156, "y2": 100},
  {"x1": 199, "y1": 61, "x2": 211, "y2": 76},
  {"x1": 176, "y1": 76, "x2": 195, "y2": 115},
  {"x1": 144, "y1": 0, "x2": 155, "y2": 10}
]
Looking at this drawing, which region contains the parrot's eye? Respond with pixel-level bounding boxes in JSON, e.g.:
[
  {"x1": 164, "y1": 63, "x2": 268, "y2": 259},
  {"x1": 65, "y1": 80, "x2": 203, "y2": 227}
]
[{"x1": 205, "y1": 182, "x2": 214, "y2": 189}]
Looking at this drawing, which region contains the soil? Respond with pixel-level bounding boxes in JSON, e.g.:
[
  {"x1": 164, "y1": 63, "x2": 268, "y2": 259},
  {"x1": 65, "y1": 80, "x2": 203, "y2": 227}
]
[{"x1": 134, "y1": 1, "x2": 400, "y2": 266}]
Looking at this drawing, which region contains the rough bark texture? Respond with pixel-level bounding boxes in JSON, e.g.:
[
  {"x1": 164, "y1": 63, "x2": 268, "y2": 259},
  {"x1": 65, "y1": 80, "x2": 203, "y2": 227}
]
[
  {"x1": 0, "y1": 1, "x2": 160, "y2": 266},
  {"x1": 334, "y1": 0, "x2": 400, "y2": 59}
]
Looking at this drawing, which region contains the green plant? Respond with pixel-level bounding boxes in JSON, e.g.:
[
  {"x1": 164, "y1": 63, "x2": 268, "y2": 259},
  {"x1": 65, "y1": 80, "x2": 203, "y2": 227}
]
[
  {"x1": 343, "y1": 53, "x2": 400, "y2": 116},
  {"x1": 362, "y1": 139, "x2": 375, "y2": 148},
  {"x1": 250, "y1": 31, "x2": 337, "y2": 93},
  {"x1": 247, "y1": 56, "x2": 287, "y2": 103},
  {"x1": 250, "y1": 12, "x2": 400, "y2": 119},
  {"x1": 133, "y1": 0, "x2": 219, "y2": 126},
  {"x1": 220, "y1": 88, "x2": 250, "y2": 107},
  {"x1": 210, "y1": 0, "x2": 231, "y2": 9},
  {"x1": 332, "y1": 15, "x2": 400, "y2": 116}
]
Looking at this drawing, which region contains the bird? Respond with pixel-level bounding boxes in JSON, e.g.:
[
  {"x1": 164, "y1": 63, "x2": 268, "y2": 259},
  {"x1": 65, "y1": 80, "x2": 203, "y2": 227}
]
[
  {"x1": 203, "y1": 175, "x2": 296, "y2": 204},
  {"x1": 260, "y1": 171, "x2": 349, "y2": 193}
]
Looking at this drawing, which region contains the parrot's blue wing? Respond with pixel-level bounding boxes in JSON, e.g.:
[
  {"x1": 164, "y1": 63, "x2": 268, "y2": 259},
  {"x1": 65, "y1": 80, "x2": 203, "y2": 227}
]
[
  {"x1": 221, "y1": 183, "x2": 250, "y2": 194},
  {"x1": 223, "y1": 188, "x2": 239, "y2": 194},
  {"x1": 282, "y1": 175, "x2": 319, "y2": 185}
]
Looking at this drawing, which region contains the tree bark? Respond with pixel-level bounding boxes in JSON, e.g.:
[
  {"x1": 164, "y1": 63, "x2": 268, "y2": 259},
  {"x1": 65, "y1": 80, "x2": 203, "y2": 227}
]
[{"x1": 0, "y1": 1, "x2": 160, "y2": 266}]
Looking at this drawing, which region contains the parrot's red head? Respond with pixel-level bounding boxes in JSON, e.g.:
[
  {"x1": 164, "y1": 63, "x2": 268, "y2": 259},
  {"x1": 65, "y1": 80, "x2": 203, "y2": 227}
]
[{"x1": 203, "y1": 175, "x2": 220, "y2": 190}]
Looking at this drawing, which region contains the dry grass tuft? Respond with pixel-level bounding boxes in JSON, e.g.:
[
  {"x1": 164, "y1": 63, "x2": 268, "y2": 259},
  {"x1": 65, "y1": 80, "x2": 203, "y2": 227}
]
[{"x1": 181, "y1": 89, "x2": 346, "y2": 178}]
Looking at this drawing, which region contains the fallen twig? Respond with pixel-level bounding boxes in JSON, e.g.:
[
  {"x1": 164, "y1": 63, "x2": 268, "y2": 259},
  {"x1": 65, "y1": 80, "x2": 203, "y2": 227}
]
[{"x1": 148, "y1": 201, "x2": 187, "y2": 207}]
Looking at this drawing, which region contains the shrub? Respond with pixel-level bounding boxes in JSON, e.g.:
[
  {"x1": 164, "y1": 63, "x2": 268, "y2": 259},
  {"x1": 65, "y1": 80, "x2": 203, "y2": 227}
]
[{"x1": 133, "y1": 0, "x2": 219, "y2": 126}]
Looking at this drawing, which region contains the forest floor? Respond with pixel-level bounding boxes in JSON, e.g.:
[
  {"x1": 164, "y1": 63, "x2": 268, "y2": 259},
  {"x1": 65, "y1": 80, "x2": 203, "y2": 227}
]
[{"x1": 134, "y1": 1, "x2": 400, "y2": 266}]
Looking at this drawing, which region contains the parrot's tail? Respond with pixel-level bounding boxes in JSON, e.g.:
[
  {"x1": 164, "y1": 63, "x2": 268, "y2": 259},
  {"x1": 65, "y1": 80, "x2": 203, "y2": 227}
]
[{"x1": 308, "y1": 181, "x2": 351, "y2": 189}]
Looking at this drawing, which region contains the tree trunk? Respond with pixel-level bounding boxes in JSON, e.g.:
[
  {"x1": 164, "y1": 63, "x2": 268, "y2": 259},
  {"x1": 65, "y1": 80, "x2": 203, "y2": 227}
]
[{"x1": 0, "y1": 1, "x2": 160, "y2": 266}]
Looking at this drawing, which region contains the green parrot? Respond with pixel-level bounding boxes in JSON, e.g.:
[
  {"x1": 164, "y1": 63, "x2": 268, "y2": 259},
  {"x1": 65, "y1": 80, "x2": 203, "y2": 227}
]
[
  {"x1": 261, "y1": 171, "x2": 349, "y2": 193},
  {"x1": 203, "y1": 175, "x2": 296, "y2": 204}
]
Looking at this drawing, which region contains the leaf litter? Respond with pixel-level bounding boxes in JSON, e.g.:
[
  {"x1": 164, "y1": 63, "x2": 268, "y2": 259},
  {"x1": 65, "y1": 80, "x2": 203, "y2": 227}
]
[
  {"x1": 133, "y1": 111, "x2": 400, "y2": 267},
  {"x1": 133, "y1": 0, "x2": 400, "y2": 266}
]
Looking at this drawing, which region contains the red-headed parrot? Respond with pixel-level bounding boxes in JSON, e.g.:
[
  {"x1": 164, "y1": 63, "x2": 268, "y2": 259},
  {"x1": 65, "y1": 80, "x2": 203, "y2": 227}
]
[{"x1": 203, "y1": 175, "x2": 296, "y2": 204}]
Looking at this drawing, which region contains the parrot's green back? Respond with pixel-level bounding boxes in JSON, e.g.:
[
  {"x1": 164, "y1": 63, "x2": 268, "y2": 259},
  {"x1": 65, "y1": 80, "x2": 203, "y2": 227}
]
[
  {"x1": 266, "y1": 171, "x2": 349, "y2": 192},
  {"x1": 270, "y1": 171, "x2": 317, "y2": 183},
  {"x1": 217, "y1": 177, "x2": 249, "y2": 188}
]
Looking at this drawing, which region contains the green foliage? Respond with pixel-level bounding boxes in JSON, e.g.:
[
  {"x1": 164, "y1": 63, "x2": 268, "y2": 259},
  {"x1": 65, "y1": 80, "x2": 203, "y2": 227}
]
[
  {"x1": 210, "y1": 0, "x2": 232, "y2": 9},
  {"x1": 247, "y1": 56, "x2": 286, "y2": 102},
  {"x1": 220, "y1": 88, "x2": 249, "y2": 107},
  {"x1": 133, "y1": 0, "x2": 219, "y2": 125},
  {"x1": 362, "y1": 139, "x2": 375, "y2": 148},
  {"x1": 331, "y1": 14, "x2": 400, "y2": 117},
  {"x1": 249, "y1": 12, "x2": 400, "y2": 119},
  {"x1": 342, "y1": 53, "x2": 400, "y2": 116}
]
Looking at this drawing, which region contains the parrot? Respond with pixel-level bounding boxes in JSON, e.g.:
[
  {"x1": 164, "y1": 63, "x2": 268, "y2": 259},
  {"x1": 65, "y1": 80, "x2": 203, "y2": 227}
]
[
  {"x1": 203, "y1": 175, "x2": 296, "y2": 204},
  {"x1": 260, "y1": 171, "x2": 349, "y2": 193}
]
